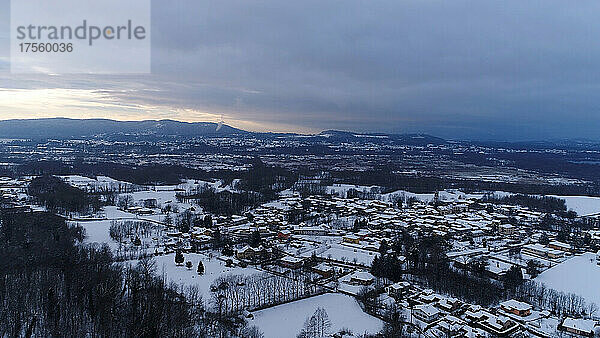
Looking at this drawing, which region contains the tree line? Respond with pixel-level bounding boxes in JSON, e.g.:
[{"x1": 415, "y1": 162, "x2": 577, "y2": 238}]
[{"x1": 210, "y1": 271, "x2": 323, "y2": 316}]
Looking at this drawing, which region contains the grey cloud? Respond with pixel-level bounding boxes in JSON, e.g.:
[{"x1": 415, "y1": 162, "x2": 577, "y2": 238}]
[{"x1": 2, "y1": 0, "x2": 600, "y2": 140}]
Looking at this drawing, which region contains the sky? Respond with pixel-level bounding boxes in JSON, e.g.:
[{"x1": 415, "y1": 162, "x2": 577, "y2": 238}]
[{"x1": 1, "y1": 0, "x2": 600, "y2": 141}]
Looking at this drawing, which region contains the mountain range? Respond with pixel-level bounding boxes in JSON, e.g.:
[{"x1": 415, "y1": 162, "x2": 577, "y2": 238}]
[
  {"x1": 0, "y1": 118, "x2": 243, "y2": 139},
  {"x1": 1, "y1": 118, "x2": 599, "y2": 149},
  {"x1": 0, "y1": 118, "x2": 446, "y2": 144}
]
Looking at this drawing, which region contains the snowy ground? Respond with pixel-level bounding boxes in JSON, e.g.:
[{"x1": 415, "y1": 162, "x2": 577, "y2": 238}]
[
  {"x1": 535, "y1": 252, "x2": 600, "y2": 307},
  {"x1": 145, "y1": 253, "x2": 261, "y2": 300},
  {"x1": 76, "y1": 205, "x2": 168, "y2": 257},
  {"x1": 550, "y1": 195, "x2": 600, "y2": 216},
  {"x1": 77, "y1": 220, "x2": 119, "y2": 250},
  {"x1": 252, "y1": 293, "x2": 383, "y2": 338}
]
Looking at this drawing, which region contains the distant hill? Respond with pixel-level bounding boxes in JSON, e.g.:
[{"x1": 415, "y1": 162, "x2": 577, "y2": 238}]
[
  {"x1": 0, "y1": 118, "x2": 447, "y2": 145},
  {"x1": 317, "y1": 130, "x2": 446, "y2": 145},
  {"x1": 0, "y1": 118, "x2": 244, "y2": 139}
]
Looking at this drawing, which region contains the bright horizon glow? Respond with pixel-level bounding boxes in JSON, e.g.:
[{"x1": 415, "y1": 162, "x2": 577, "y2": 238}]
[{"x1": 0, "y1": 88, "x2": 320, "y2": 134}]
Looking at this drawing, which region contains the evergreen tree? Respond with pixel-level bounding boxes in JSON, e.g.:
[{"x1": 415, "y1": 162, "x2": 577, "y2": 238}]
[
  {"x1": 249, "y1": 230, "x2": 262, "y2": 248},
  {"x1": 539, "y1": 233, "x2": 550, "y2": 245},
  {"x1": 163, "y1": 213, "x2": 173, "y2": 226},
  {"x1": 371, "y1": 255, "x2": 381, "y2": 278},
  {"x1": 378, "y1": 239, "x2": 389, "y2": 255},
  {"x1": 526, "y1": 260, "x2": 542, "y2": 278},
  {"x1": 175, "y1": 249, "x2": 184, "y2": 265},
  {"x1": 503, "y1": 265, "x2": 524, "y2": 289},
  {"x1": 197, "y1": 261, "x2": 205, "y2": 275},
  {"x1": 222, "y1": 245, "x2": 234, "y2": 257},
  {"x1": 204, "y1": 214, "x2": 213, "y2": 227},
  {"x1": 185, "y1": 261, "x2": 193, "y2": 270}
]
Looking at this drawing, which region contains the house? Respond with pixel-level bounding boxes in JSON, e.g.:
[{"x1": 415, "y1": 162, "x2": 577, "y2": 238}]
[
  {"x1": 386, "y1": 281, "x2": 410, "y2": 299},
  {"x1": 279, "y1": 256, "x2": 303, "y2": 269},
  {"x1": 522, "y1": 243, "x2": 564, "y2": 259},
  {"x1": 312, "y1": 263, "x2": 334, "y2": 278},
  {"x1": 135, "y1": 207, "x2": 154, "y2": 215},
  {"x1": 559, "y1": 318, "x2": 598, "y2": 337},
  {"x1": 191, "y1": 228, "x2": 213, "y2": 238},
  {"x1": 464, "y1": 306, "x2": 489, "y2": 322},
  {"x1": 500, "y1": 299, "x2": 532, "y2": 317},
  {"x1": 419, "y1": 290, "x2": 440, "y2": 304},
  {"x1": 436, "y1": 297, "x2": 461, "y2": 312},
  {"x1": 190, "y1": 235, "x2": 212, "y2": 250},
  {"x1": 356, "y1": 229, "x2": 370, "y2": 239},
  {"x1": 478, "y1": 314, "x2": 519, "y2": 336},
  {"x1": 548, "y1": 241, "x2": 571, "y2": 252},
  {"x1": 499, "y1": 224, "x2": 516, "y2": 235},
  {"x1": 236, "y1": 245, "x2": 264, "y2": 260},
  {"x1": 432, "y1": 316, "x2": 484, "y2": 337},
  {"x1": 413, "y1": 303, "x2": 440, "y2": 323},
  {"x1": 343, "y1": 234, "x2": 361, "y2": 244},
  {"x1": 349, "y1": 271, "x2": 375, "y2": 285},
  {"x1": 277, "y1": 230, "x2": 292, "y2": 240},
  {"x1": 231, "y1": 215, "x2": 248, "y2": 225}
]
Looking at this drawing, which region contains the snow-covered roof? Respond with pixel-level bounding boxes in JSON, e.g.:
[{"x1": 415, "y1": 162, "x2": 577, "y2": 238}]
[
  {"x1": 561, "y1": 318, "x2": 598, "y2": 333},
  {"x1": 415, "y1": 304, "x2": 440, "y2": 316},
  {"x1": 500, "y1": 299, "x2": 532, "y2": 312},
  {"x1": 350, "y1": 271, "x2": 374, "y2": 281},
  {"x1": 280, "y1": 256, "x2": 303, "y2": 264}
]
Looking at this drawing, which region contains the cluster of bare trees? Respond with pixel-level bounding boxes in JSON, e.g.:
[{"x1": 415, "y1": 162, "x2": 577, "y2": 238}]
[
  {"x1": 109, "y1": 220, "x2": 157, "y2": 242},
  {"x1": 211, "y1": 270, "x2": 322, "y2": 315},
  {"x1": 297, "y1": 307, "x2": 331, "y2": 338},
  {"x1": 108, "y1": 220, "x2": 160, "y2": 260},
  {"x1": 514, "y1": 281, "x2": 598, "y2": 318}
]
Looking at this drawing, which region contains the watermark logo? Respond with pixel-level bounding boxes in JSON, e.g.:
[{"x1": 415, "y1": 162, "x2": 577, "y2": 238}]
[{"x1": 10, "y1": 0, "x2": 151, "y2": 74}]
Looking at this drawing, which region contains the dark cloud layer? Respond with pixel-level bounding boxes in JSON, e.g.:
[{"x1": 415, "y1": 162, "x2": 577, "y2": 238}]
[{"x1": 2, "y1": 0, "x2": 600, "y2": 140}]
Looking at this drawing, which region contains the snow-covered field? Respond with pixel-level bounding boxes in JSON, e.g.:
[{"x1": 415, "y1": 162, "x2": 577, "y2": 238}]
[
  {"x1": 550, "y1": 195, "x2": 600, "y2": 216},
  {"x1": 535, "y1": 252, "x2": 600, "y2": 307},
  {"x1": 78, "y1": 220, "x2": 118, "y2": 250},
  {"x1": 147, "y1": 253, "x2": 261, "y2": 299},
  {"x1": 252, "y1": 293, "x2": 383, "y2": 338}
]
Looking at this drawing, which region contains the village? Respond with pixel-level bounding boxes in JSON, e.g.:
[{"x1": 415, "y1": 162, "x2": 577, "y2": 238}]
[{"x1": 1, "y1": 174, "x2": 600, "y2": 337}]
